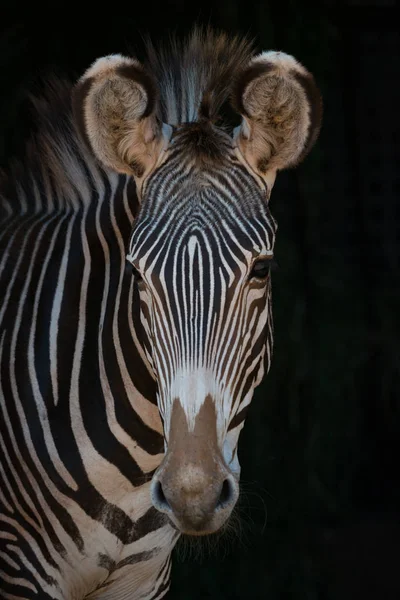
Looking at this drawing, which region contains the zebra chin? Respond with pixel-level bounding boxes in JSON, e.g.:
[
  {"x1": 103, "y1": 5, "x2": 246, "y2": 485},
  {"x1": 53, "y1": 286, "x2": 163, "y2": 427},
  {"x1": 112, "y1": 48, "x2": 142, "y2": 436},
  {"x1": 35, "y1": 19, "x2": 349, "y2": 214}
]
[{"x1": 150, "y1": 396, "x2": 240, "y2": 535}]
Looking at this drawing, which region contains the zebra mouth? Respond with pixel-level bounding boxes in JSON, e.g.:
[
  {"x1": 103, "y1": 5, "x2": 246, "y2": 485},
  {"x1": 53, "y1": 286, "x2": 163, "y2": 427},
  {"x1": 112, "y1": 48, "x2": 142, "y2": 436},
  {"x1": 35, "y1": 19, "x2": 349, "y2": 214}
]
[{"x1": 162, "y1": 503, "x2": 236, "y2": 537}]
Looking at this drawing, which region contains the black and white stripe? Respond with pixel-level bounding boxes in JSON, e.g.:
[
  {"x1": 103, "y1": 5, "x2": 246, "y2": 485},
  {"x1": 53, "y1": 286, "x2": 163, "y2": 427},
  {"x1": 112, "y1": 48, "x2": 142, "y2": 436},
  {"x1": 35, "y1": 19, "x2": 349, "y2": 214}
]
[
  {"x1": 0, "y1": 98, "x2": 178, "y2": 597},
  {"x1": 128, "y1": 142, "x2": 276, "y2": 441},
  {"x1": 0, "y1": 27, "x2": 316, "y2": 600}
]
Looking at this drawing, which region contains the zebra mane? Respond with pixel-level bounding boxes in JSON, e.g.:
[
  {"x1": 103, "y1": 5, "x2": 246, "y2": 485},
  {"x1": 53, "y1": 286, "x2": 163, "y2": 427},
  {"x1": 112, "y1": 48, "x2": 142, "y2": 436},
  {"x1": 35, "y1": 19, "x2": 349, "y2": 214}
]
[
  {"x1": 0, "y1": 78, "x2": 103, "y2": 213},
  {"x1": 0, "y1": 28, "x2": 255, "y2": 213},
  {"x1": 145, "y1": 27, "x2": 254, "y2": 126}
]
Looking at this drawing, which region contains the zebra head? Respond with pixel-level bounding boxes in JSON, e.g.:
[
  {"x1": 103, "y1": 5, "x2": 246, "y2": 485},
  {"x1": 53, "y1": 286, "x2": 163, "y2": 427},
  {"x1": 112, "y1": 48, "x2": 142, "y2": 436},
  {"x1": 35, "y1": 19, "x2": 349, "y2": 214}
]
[{"x1": 74, "y1": 34, "x2": 322, "y2": 536}]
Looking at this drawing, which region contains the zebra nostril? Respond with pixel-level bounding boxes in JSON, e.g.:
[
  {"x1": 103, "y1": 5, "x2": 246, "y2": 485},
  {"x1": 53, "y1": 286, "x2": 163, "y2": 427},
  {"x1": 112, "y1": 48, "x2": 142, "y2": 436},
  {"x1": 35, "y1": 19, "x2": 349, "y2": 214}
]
[
  {"x1": 216, "y1": 478, "x2": 235, "y2": 509},
  {"x1": 152, "y1": 480, "x2": 171, "y2": 512}
]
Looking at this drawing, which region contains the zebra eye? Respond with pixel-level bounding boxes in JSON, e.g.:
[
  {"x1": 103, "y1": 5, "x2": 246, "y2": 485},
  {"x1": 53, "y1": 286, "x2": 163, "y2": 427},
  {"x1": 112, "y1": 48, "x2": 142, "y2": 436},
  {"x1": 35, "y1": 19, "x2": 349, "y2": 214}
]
[{"x1": 249, "y1": 258, "x2": 275, "y2": 280}]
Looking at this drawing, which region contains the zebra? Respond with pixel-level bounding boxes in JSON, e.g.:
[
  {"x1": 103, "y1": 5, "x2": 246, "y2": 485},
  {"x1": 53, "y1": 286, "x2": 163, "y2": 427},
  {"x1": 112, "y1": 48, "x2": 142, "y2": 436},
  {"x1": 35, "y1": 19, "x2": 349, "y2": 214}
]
[{"x1": 0, "y1": 28, "x2": 322, "y2": 600}]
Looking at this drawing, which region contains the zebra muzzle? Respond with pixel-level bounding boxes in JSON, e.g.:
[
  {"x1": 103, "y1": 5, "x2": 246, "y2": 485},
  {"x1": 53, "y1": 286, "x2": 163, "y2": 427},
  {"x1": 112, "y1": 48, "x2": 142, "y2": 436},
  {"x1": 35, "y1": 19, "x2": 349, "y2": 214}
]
[{"x1": 150, "y1": 396, "x2": 239, "y2": 535}]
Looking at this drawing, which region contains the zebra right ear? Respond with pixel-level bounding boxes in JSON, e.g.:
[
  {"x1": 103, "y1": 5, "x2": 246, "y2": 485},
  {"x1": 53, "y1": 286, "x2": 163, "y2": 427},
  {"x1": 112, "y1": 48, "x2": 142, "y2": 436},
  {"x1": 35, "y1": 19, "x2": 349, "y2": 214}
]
[
  {"x1": 73, "y1": 55, "x2": 171, "y2": 179},
  {"x1": 232, "y1": 52, "x2": 322, "y2": 183}
]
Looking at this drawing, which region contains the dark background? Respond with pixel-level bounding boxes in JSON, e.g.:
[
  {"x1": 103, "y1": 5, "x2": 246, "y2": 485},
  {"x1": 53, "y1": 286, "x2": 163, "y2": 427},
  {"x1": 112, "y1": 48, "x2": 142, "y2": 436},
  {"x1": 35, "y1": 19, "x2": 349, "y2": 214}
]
[{"x1": 1, "y1": 0, "x2": 399, "y2": 598}]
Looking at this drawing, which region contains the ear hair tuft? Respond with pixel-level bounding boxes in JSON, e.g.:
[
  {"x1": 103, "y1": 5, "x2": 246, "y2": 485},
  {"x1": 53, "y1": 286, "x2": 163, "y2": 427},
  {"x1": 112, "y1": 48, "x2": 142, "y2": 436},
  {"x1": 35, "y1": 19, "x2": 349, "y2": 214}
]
[
  {"x1": 116, "y1": 63, "x2": 158, "y2": 119},
  {"x1": 232, "y1": 62, "x2": 275, "y2": 118}
]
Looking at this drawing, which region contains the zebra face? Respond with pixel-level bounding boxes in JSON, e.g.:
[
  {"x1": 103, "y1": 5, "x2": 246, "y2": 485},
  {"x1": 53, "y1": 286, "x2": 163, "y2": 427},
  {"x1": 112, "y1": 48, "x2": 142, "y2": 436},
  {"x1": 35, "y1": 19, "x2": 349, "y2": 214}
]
[
  {"x1": 75, "y1": 43, "x2": 321, "y2": 535},
  {"x1": 127, "y1": 151, "x2": 276, "y2": 534}
]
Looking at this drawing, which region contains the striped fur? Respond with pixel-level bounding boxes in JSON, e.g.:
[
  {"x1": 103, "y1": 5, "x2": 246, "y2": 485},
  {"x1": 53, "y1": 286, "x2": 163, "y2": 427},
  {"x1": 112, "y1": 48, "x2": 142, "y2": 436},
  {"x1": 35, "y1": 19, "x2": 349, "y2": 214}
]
[
  {"x1": 128, "y1": 135, "x2": 276, "y2": 437},
  {"x1": 0, "y1": 85, "x2": 177, "y2": 599},
  {"x1": 0, "y1": 28, "x2": 320, "y2": 599}
]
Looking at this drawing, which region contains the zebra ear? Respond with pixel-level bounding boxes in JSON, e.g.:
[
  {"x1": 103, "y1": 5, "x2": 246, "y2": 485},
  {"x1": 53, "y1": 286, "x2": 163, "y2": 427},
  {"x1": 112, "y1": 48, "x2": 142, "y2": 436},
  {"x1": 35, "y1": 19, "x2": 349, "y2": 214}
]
[
  {"x1": 73, "y1": 55, "x2": 170, "y2": 178},
  {"x1": 232, "y1": 52, "x2": 322, "y2": 180}
]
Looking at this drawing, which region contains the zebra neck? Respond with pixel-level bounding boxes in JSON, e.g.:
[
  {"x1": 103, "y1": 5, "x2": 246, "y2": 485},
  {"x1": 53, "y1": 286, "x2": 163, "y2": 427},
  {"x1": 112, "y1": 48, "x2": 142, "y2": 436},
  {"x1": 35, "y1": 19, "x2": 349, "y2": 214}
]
[{"x1": 1, "y1": 167, "x2": 165, "y2": 486}]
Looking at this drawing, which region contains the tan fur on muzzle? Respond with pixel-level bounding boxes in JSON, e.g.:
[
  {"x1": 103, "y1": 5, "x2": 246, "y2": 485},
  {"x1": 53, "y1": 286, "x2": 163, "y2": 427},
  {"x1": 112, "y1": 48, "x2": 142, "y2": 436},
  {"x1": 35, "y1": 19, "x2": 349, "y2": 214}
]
[{"x1": 151, "y1": 396, "x2": 239, "y2": 535}]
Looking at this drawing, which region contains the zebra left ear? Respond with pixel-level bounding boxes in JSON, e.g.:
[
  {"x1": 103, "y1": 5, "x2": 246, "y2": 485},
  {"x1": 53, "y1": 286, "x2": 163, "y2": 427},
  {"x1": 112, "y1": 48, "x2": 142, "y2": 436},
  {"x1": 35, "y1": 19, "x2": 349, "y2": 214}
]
[
  {"x1": 73, "y1": 54, "x2": 171, "y2": 179},
  {"x1": 232, "y1": 52, "x2": 322, "y2": 180}
]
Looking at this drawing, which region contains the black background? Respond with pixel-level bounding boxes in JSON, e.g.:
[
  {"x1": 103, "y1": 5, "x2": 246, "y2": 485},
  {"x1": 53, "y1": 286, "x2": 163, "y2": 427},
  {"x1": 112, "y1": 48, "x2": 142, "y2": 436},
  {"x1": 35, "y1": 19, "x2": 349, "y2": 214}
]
[{"x1": 1, "y1": 0, "x2": 399, "y2": 598}]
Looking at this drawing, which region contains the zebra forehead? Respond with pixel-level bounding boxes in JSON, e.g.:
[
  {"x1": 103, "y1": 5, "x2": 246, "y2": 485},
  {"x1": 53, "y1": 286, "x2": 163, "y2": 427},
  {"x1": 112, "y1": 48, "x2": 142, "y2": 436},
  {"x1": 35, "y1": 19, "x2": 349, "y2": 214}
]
[
  {"x1": 140, "y1": 144, "x2": 270, "y2": 214},
  {"x1": 135, "y1": 173, "x2": 274, "y2": 243},
  {"x1": 129, "y1": 155, "x2": 276, "y2": 263},
  {"x1": 129, "y1": 216, "x2": 273, "y2": 270},
  {"x1": 128, "y1": 206, "x2": 275, "y2": 270}
]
